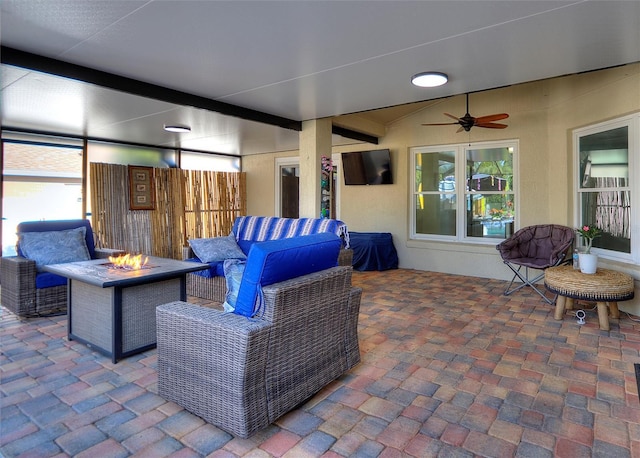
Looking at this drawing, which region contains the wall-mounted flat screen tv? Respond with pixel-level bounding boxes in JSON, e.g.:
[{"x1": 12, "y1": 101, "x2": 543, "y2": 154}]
[{"x1": 341, "y1": 149, "x2": 393, "y2": 185}]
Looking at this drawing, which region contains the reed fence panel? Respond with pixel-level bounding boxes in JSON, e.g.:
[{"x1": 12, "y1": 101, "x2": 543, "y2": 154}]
[{"x1": 90, "y1": 162, "x2": 246, "y2": 259}]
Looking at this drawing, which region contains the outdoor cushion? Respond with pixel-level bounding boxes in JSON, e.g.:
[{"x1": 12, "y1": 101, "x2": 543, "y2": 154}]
[
  {"x1": 232, "y1": 216, "x2": 350, "y2": 248},
  {"x1": 189, "y1": 233, "x2": 247, "y2": 263},
  {"x1": 237, "y1": 239, "x2": 258, "y2": 255},
  {"x1": 17, "y1": 219, "x2": 96, "y2": 259},
  {"x1": 18, "y1": 226, "x2": 91, "y2": 271},
  {"x1": 185, "y1": 259, "x2": 225, "y2": 278},
  {"x1": 233, "y1": 233, "x2": 342, "y2": 317},
  {"x1": 35, "y1": 272, "x2": 68, "y2": 289}
]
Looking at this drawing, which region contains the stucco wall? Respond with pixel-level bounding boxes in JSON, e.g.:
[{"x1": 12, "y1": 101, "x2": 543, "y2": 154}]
[
  {"x1": 242, "y1": 63, "x2": 640, "y2": 315},
  {"x1": 243, "y1": 150, "x2": 298, "y2": 216}
]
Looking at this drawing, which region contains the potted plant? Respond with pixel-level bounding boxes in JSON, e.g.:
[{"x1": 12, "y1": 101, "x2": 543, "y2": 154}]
[{"x1": 575, "y1": 225, "x2": 602, "y2": 274}]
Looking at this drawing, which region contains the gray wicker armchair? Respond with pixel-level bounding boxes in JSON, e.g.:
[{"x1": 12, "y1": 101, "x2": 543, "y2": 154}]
[
  {"x1": 0, "y1": 219, "x2": 119, "y2": 317},
  {"x1": 157, "y1": 265, "x2": 361, "y2": 438}
]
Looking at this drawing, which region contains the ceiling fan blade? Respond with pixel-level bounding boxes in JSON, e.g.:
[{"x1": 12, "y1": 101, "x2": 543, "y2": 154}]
[
  {"x1": 422, "y1": 98, "x2": 509, "y2": 131},
  {"x1": 456, "y1": 126, "x2": 466, "y2": 133},
  {"x1": 474, "y1": 113, "x2": 509, "y2": 123},
  {"x1": 475, "y1": 122, "x2": 508, "y2": 129}
]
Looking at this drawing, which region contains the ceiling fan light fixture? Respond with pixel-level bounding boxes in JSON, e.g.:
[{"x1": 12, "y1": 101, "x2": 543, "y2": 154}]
[
  {"x1": 411, "y1": 72, "x2": 448, "y2": 88},
  {"x1": 164, "y1": 124, "x2": 191, "y2": 133}
]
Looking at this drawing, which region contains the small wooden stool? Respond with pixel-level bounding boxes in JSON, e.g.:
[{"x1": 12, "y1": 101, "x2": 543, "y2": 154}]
[{"x1": 544, "y1": 265, "x2": 634, "y2": 331}]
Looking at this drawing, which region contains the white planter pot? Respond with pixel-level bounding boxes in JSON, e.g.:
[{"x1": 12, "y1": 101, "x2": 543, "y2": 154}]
[{"x1": 579, "y1": 253, "x2": 598, "y2": 274}]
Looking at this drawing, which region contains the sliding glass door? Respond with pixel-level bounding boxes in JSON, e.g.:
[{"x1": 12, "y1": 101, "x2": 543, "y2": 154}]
[{"x1": 2, "y1": 135, "x2": 83, "y2": 255}]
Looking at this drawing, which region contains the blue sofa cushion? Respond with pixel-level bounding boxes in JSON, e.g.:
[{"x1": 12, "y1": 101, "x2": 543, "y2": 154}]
[
  {"x1": 185, "y1": 258, "x2": 225, "y2": 278},
  {"x1": 237, "y1": 239, "x2": 257, "y2": 255},
  {"x1": 18, "y1": 226, "x2": 91, "y2": 271},
  {"x1": 233, "y1": 233, "x2": 342, "y2": 318},
  {"x1": 232, "y1": 216, "x2": 350, "y2": 248},
  {"x1": 35, "y1": 272, "x2": 68, "y2": 289},
  {"x1": 188, "y1": 233, "x2": 247, "y2": 263}
]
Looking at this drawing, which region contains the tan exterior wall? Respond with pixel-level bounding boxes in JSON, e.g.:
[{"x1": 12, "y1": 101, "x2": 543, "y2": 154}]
[
  {"x1": 244, "y1": 150, "x2": 299, "y2": 216},
  {"x1": 243, "y1": 64, "x2": 640, "y2": 315}
]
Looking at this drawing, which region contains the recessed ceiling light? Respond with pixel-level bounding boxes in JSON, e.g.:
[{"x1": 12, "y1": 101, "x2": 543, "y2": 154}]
[
  {"x1": 164, "y1": 124, "x2": 191, "y2": 133},
  {"x1": 411, "y1": 72, "x2": 448, "y2": 88}
]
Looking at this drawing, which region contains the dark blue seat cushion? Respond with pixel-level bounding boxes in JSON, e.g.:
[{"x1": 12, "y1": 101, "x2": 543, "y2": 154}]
[
  {"x1": 185, "y1": 258, "x2": 225, "y2": 277},
  {"x1": 35, "y1": 272, "x2": 67, "y2": 289},
  {"x1": 237, "y1": 239, "x2": 258, "y2": 255},
  {"x1": 233, "y1": 233, "x2": 342, "y2": 317},
  {"x1": 18, "y1": 220, "x2": 96, "y2": 290}
]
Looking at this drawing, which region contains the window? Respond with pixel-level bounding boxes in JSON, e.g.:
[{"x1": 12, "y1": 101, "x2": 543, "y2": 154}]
[
  {"x1": 180, "y1": 151, "x2": 240, "y2": 172},
  {"x1": 411, "y1": 140, "x2": 518, "y2": 242},
  {"x1": 574, "y1": 114, "x2": 639, "y2": 262},
  {"x1": 2, "y1": 135, "x2": 84, "y2": 256}
]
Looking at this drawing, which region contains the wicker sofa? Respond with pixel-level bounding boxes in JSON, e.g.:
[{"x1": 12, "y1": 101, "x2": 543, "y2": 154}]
[
  {"x1": 157, "y1": 266, "x2": 361, "y2": 438},
  {"x1": 158, "y1": 233, "x2": 361, "y2": 438},
  {"x1": 183, "y1": 216, "x2": 353, "y2": 302},
  {"x1": 0, "y1": 219, "x2": 118, "y2": 317}
]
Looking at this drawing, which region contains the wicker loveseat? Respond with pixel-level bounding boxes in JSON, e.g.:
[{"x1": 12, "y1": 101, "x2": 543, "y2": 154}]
[
  {"x1": 0, "y1": 219, "x2": 117, "y2": 317},
  {"x1": 183, "y1": 216, "x2": 353, "y2": 301},
  {"x1": 158, "y1": 234, "x2": 361, "y2": 438}
]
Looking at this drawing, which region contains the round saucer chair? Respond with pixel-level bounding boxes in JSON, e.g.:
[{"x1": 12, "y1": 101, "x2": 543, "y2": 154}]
[{"x1": 496, "y1": 224, "x2": 574, "y2": 304}]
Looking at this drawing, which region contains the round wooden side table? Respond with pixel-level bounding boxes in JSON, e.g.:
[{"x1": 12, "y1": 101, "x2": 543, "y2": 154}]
[{"x1": 544, "y1": 265, "x2": 634, "y2": 331}]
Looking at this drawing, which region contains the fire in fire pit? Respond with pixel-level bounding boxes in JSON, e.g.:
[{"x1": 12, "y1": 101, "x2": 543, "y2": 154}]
[{"x1": 108, "y1": 253, "x2": 150, "y2": 270}]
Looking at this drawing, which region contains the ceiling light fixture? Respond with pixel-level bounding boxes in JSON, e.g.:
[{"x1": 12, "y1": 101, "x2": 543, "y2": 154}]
[
  {"x1": 411, "y1": 72, "x2": 448, "y2": 88},
  {"x1": 164, "y1": 124, "x2": 191, "y2": 133}
]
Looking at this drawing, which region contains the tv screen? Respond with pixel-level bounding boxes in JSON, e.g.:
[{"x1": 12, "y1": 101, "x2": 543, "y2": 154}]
[{"x1": 342, "y1": 149, "x2": 393, "y2": 185}]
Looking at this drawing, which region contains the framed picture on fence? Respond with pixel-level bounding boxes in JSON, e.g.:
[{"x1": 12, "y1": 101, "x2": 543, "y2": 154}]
[{"x1": 128, "y1": 165, "x2": 155, "y2": 210}]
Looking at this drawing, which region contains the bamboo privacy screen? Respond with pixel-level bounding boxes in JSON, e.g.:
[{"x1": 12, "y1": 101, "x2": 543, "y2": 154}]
[{"x1": 90, "y1": 163, "x2": 246, "y2": 259}]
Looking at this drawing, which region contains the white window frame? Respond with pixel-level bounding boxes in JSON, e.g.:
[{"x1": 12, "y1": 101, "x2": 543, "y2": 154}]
[
  {"x1": 573, "y1": 113, "x2": 640, "y2": 264},
  {"x1": 410, "y1": 139, "x2": 519, "y2": 244}
]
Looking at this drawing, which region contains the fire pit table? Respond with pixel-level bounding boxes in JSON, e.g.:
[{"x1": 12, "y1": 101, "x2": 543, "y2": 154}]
[{"x1": 43, "y1": 256, "x2": 207, "y2": 363}]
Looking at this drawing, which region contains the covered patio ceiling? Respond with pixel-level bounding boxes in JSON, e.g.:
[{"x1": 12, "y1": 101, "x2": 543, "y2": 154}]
[{"x1": 1, "y1": 1, "x2": 639, "y2": 155}]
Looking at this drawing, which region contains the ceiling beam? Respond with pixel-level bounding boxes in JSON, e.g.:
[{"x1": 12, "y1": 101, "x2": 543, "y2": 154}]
[
  {"x1": 1, "y1": 46, "x2": 302, "y2": 132},
  {"x1": 331, "y1": 126, "x2": 378, "y2": 145},
  {"x1": 2, "y1": 46, "x2": 379, "y2": 145},
  {"x1": 2, "y1": 126, "x2": 240, "y2": 158}
]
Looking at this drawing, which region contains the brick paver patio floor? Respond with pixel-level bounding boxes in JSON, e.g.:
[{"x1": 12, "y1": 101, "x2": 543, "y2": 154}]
[{"x1": 2, "y1": 269, "x2": 640, "y2": 457}]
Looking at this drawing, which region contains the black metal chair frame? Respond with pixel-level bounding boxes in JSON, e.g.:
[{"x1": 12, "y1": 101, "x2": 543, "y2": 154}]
[
  {"x1": 502, "y1": 257, "x2": 569, "y2": 304},
  {"x1": 497, "y1": 224, "x2": 574, "y2": 305}
]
